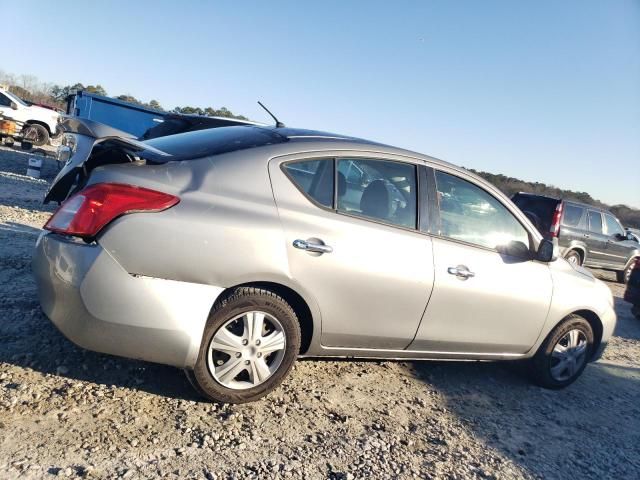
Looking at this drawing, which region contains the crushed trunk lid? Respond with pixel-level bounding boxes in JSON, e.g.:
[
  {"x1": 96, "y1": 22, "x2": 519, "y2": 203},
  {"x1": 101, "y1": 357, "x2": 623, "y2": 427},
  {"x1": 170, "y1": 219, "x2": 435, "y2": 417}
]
[{"x1": 44, "y1": 117, "x2": 171, "y2": 204}]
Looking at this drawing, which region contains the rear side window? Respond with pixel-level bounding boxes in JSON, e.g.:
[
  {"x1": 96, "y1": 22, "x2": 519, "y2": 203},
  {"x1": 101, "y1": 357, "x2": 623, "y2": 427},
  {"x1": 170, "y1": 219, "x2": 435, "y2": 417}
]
[
  {"x1": 562, "y1": 204, "x2": 585, "y2": 227},
  {"x1": 588, "y1": 211, "x2": 603, "y2": 233},
  {"x1": 283, "y1": 159, "x2": 334, "y2": 208},
  {"x1": 337, "y1": 158, "x2": 417, "y2": 229}
]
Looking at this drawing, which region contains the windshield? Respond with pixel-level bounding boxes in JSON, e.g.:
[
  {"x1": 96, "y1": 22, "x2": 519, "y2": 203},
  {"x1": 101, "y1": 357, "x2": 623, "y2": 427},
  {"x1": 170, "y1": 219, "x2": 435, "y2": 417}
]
[
  {"x1": 142, "y1": 125, "x2": 287, "y2": 162},
  {"x1": 3, "y1": 90, "x2": 28, "y2": 106}
]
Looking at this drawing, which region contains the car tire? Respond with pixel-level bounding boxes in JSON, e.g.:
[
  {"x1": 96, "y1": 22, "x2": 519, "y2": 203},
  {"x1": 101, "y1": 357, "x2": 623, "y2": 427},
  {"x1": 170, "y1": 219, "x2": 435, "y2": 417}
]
[
  {"x1": 530, "y1": 315, "x2": 593, "y2": 389},
  {"x1": 617, "y1": 261, "x2": 635, "y2": 284},
  {"x1": 564, "y1": 250, "x2": 582, "y2": 266},
  {"x1": 23, "y1": 123, "x2": 49, "y2": 146},
  {"x1": 189, "y1": 287, "x2": 301, "y2": 403}
]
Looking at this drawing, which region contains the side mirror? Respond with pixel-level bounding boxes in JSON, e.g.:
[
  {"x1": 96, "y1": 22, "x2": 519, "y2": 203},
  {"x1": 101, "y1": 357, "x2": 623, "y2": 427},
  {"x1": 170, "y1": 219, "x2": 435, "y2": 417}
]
[
  {"x1": 614, "y1": 233, "x2": 626, "y2": 241},
  {"x1": 10, "y1": 101, "x2": 18, "y2": 110},
  {"x1": 536, "y1": 238, "x2": 557, "y2": 263}
]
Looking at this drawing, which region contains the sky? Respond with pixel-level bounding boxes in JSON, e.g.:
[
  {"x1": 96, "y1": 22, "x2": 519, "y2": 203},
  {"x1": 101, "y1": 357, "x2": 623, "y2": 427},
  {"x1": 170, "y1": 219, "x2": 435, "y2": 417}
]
[{"x1": 5, "y1": 1, "x2": 640, "y2": 207}]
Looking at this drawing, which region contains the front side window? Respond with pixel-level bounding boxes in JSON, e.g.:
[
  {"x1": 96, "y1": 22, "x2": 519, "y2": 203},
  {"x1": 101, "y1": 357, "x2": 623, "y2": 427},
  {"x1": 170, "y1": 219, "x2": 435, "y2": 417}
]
[
  {"x1": 435, "y1": 171, "x2": 529, "y2": 250},
  {"x1": 337, "y1": 158, "x2": 417, "y2": 229},
  {"x1": 588, "y1": 211, "x2": 603, "y2": 233},
  {"x1": 282, "y1": 159, "x2": 334, "y2": 208},
  {"x1": 0, "y1": 93, "x2": 11, "y2": 107},
  {"x1": 604, "y1": 213, "x2": 624, "y2": 236}
]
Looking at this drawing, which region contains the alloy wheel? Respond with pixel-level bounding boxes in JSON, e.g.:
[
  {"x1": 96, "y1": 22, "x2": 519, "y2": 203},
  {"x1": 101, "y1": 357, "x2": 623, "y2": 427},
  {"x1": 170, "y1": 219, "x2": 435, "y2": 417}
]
[
  {"x1": 550, "y1": 329, "x2": 588, "y2": 381},
  {"x1": 207, "y1": 311, "x2": 286, "y2": 390}
]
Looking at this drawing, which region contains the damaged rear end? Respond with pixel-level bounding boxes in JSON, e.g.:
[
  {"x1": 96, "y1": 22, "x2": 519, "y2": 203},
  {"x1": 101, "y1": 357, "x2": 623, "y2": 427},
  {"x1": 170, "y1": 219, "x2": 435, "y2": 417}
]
[{"x1": 34, "y1": 117, "x2": 223, "y2": 368}]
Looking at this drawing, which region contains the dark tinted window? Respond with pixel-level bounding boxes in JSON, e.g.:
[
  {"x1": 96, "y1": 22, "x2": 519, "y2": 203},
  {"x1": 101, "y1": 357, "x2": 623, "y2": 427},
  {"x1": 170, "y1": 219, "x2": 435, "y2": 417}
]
[
  {"x1": 562, "y1": 204, "x2": 584, "y2": 227},
  {"x1": 0, "y1": 93, "x2": 11, "y2": 107},
  {"x1": 438, "y1": 172, "x2": 529, "y2": 249},
  {"x1": 588, "y1": 211, "x2": 603, "y2": 233},
  {"x1": 283, "y1": 159, "x2": 334, "y2": 208},
  {"x1": 511, "y1": 193, "x2": 558, "y2": 233},
  {"x1": 142, "y1": 126, "x2": 286, "y2": 161},
  {"x1": 337, "y1": 158, "x2": 417, "y2": 229},
  {"x1": 604, "y1": 214, "x2": 624, "y2": 236}
]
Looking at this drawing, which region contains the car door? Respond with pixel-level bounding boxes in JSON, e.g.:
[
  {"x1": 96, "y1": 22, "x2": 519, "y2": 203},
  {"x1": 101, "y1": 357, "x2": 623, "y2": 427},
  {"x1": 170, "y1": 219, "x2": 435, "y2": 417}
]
[
  {"x1": 409, "y1": 168, "x2": 552, "y2": 354},
  {"x1": 603, "y1": 213, "x2": 633, "y2": 269},
  {"x1": 584, "y1": 210, "x2": 609, "y2": 266},
  {"x1": 0, "y1": 92, "x2": 13, "y2": 118},
  {"x1": 269, "y1": 154, "x2": 434, "y2": 349}
]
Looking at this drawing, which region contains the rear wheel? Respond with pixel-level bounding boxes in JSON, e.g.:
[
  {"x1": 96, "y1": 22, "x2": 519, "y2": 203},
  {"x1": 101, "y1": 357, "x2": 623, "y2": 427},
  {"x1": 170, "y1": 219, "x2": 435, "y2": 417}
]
[
  {"x1": 564, "y1": 250, "x2": 582, "y2": 266},
  {"x1": 189, "y1": 287, "x2": 301, "y2": 403},
  {"x1": 531, "y1": 315, "x2": 593, "y2": 389}
]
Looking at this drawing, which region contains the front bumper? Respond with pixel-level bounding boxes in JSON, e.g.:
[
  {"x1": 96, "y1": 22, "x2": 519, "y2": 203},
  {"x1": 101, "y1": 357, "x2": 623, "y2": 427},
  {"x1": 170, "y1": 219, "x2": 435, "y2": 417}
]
[
  {"x1": 592, "y1": 302, "x2": 617, "y2": 361},
  {"x1": 32, "y1": 232, "x2": 222, "y2": 368}
]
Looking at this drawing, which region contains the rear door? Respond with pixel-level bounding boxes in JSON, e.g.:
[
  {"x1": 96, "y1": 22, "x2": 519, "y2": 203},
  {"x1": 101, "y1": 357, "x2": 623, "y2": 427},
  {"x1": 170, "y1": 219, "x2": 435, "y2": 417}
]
[
  {"x1": 269, "y1": 153, "x2": 434, "y2": 349},
  {"x1": 559, "y1": 202, "x2": 588, "y2": 252},
  {"x1": 584, "y1": 210, "x2": 608, "y2": 266},
  {"x1": 410, "y1": 169, "x2": 552, "y2": 354}
]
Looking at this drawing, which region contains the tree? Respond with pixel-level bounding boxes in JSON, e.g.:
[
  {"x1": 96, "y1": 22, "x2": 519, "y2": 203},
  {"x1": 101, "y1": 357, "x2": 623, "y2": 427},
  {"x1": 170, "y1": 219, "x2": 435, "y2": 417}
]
[
  {"x1": 148, "y1": 99, "x2": 163, "y2": 111},
  {"x1": 50, "y1": 83, "x2": 85, "y2": 103},
  {"x1": 84, "y1": 84, "x2": 107, "y2": 96}
]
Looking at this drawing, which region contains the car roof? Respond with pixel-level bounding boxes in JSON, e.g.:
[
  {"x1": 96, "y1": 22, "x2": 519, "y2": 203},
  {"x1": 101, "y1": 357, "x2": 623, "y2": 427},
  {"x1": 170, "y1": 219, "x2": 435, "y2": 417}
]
[
  {"x1": 140, "y1": 123, "x2": 493, "y2": 190},
  {"x1": 264, "y1": 126, "x2": 464, "y2": 171}
]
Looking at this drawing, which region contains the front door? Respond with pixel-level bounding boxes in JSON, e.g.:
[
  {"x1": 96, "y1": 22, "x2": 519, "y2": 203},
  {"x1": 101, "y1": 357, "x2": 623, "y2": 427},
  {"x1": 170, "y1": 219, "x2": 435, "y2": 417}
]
[
  {"x1": 410, "y1": 169, "x2": 552, "y2": 354},
  {"x1": 603, "y1": 213, "x2": 633, "y2": 269},
  {"x1": 269, "y1": 154, "x2": 434, "y2": 349}
]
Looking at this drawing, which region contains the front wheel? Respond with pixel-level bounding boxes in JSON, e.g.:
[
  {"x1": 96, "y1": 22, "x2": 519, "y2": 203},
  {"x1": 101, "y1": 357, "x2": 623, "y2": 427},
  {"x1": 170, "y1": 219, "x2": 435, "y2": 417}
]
[
  {"x1": 616, "y1": 260, "x2": 635, "y2": 284},
  {"x1": 530, "y1": 315, "x2": 593, "y2": 389},
  {"x1": 22, "y1": 123, "x2": 49, "y2": 146},
  {"x1": 189, "y1": 287, "x2": 301, "y2": 403}
]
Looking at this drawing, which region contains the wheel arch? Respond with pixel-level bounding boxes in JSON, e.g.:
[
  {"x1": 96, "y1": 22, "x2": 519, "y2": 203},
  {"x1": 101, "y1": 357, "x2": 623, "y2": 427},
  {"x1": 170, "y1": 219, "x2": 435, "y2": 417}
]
[
  {"x1": 25, "y1": 119, "x2": 52, "y2": 134},
  {"x1": 217, "y1": 281, "x2": 316, "y2": 354},
  {"x1": 565, "y1": 245, "x2": 586, "y2": 264},
  {"x1": 572, "y1": 309, "x2": 603, "y2": 360}
]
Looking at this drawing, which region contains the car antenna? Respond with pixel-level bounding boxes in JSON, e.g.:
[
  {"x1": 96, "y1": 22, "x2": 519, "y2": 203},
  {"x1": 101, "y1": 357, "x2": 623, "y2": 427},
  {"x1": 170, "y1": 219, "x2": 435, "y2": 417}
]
[{"x1": 258, "y1": 101, "x2": 285, "y2": 128}]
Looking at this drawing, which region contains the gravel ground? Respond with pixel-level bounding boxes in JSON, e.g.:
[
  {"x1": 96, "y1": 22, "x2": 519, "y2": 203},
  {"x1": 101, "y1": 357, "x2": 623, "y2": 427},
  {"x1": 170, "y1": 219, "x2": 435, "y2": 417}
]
[{"x1": 0, "y1": 147, "x2": 639, "y2": 479}]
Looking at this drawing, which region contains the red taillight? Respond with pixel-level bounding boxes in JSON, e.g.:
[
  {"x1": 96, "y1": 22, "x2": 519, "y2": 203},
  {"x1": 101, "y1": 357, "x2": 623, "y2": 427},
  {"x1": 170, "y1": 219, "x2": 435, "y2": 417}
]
[
  {"x1": 549, "y1": 202, "x2": 563, "y2": 238},
  {"x1": 44, "y1": 183, "x2": 179, "y2": 238}
]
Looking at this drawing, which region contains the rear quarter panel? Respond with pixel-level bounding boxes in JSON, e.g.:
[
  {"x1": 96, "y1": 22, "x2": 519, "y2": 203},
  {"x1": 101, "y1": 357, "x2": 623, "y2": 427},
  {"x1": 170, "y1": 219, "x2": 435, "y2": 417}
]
[{"x1": 93, "y1": 151, "x2": 291, "y2": 289}]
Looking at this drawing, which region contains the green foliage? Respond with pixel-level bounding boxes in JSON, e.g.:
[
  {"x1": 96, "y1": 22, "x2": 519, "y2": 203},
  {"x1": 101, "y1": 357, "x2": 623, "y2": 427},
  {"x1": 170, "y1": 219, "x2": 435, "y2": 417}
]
[
  {"x1": 471, "y1": 169, "x2": 640, "y2": 229},
  {"x1": 172, "y1": 105, "x2": 247, "y2": 120}
]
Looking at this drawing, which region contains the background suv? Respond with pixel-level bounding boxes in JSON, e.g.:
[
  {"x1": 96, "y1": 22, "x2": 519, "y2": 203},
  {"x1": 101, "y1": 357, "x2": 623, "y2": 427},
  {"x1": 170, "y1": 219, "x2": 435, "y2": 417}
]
[{"x1": 512, "y1": 193, "x2": 640, "y2": 283}]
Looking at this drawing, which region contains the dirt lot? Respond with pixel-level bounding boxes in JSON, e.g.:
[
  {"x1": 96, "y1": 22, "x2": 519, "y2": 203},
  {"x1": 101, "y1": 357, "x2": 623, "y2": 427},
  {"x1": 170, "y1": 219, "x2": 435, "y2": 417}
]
[{"x1": 0, "y1": 148, "x2": 639, "y2": 479}]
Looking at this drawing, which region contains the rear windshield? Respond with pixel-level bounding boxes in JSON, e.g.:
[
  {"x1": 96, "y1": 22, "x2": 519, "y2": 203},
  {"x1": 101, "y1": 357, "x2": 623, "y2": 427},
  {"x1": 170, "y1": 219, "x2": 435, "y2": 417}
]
[
  {"x1": 511, "y1": 193, "x2": 559, "y2": 233},
  {"x1": 141, "y1": 125, "x2": 287, "y2": 162}
]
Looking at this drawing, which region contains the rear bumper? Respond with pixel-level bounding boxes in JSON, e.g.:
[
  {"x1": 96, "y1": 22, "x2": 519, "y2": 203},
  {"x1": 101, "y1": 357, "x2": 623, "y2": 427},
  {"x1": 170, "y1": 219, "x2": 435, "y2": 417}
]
[{"x1": 32, "y1": 232, "x2": 222, "y2": 368}]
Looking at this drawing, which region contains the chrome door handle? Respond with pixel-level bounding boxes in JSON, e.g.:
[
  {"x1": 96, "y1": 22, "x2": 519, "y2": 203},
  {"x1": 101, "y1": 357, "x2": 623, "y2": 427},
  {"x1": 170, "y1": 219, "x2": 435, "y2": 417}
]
[
  {"x1": 448, "y1": 265, "x2": 475, "y2": 279},
  {"x1": 293, "y1": 239, "x2": 333, "y2": 254}
]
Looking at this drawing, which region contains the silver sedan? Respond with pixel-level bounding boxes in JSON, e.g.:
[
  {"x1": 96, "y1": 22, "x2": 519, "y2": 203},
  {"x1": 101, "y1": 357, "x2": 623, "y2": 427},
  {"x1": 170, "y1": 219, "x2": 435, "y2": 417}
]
[{"x1": 33, "y1": 120, "x2": 616, "y2": 403}]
